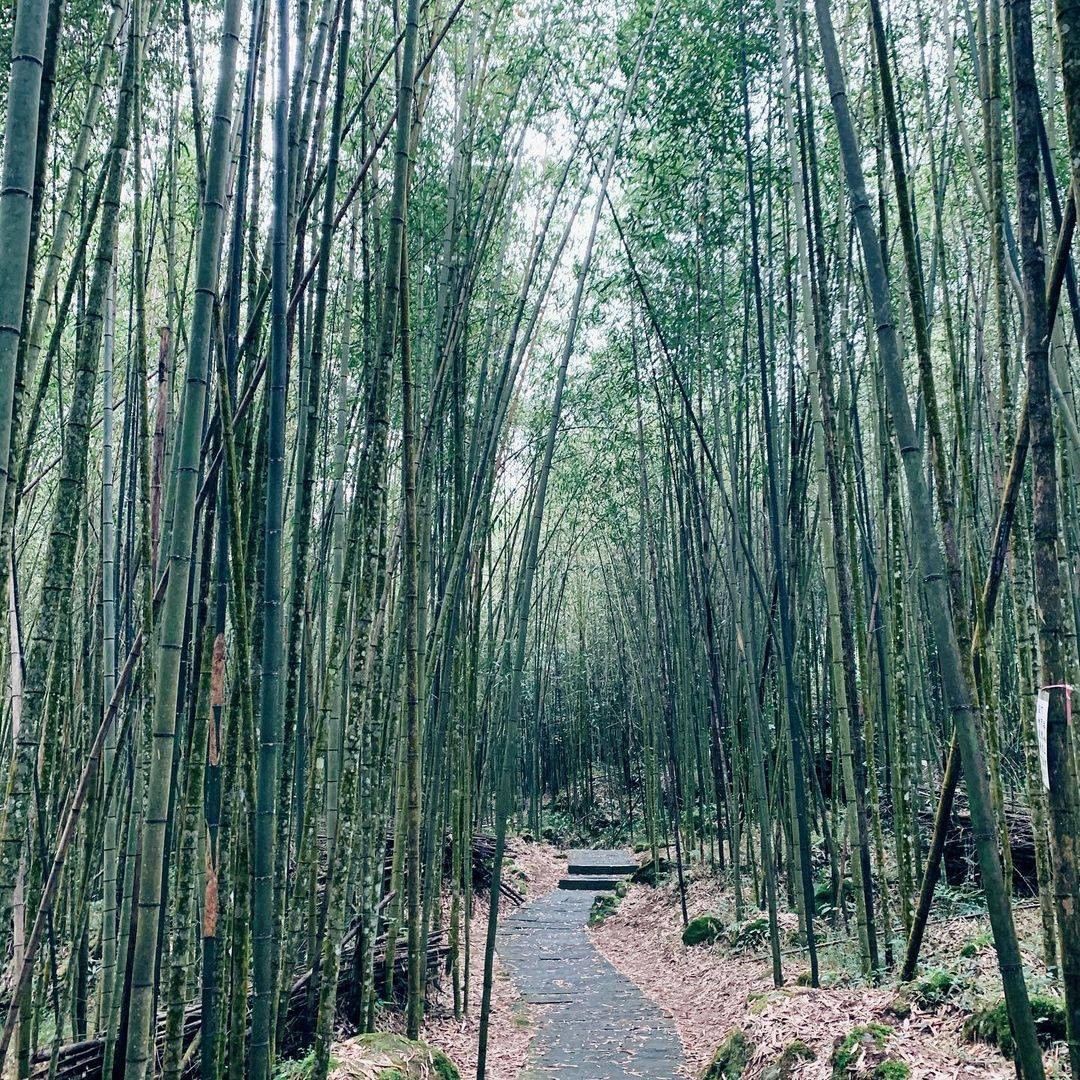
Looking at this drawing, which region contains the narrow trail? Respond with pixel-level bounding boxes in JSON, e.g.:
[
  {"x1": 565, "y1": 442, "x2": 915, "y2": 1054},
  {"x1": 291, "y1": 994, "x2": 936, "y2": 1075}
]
[{"x1": 498, "y1": 850, "x2": 683, "y2": 1079}]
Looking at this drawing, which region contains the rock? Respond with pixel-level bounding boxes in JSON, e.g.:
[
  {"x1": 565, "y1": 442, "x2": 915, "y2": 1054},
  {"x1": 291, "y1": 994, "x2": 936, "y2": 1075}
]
[
  {"x1": 700, "y1": 1029, "x2": 753, "y2": 1079},
  {"x1": 327, "y1": 1033, "x2": 460, "y2": 1079},
  {"x1": 682, "y1": 914, "x2": 724, "y2": 947}
]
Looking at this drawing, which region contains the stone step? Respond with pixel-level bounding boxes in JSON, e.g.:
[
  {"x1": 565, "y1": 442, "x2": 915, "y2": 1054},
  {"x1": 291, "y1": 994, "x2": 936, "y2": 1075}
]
[
  {"x1": 557, "y1": 875, "x2": 621, "y2": 891},
  {"x1": 567, "y1": 861, "x2": 637, "y2": 876}
]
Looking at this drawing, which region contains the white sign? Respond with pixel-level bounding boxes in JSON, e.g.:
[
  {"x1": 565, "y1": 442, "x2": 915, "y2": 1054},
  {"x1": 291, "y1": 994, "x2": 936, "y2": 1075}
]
[{"x1": 1036, "y1": 689, "x2": 1050, "y2": 790}]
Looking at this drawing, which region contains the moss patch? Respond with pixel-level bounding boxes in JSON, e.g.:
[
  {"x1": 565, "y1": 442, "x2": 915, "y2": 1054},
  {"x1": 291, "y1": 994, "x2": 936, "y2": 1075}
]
[
  {"x1": 963, "y1": 994, "x2": 1066, "y2": 1057},
  {"x1": 906, "y1": 967, "x2": 967, "y2": 1010},
  {"x1": 632, "y1": 856, "x2": 671, "y2": 886},
  {"x1": 873, "y1": 1063, "x2": 910, "y2": 1080},
  {"x1": 831, "y1": 1023, "x2": 893, "y2": 1076},
  {"x1": 683, "y1": 914, "x2": 724, "y2": 947},
  {"x1": 701, "y1": 1029, "x2": 753, "y2": 1079}
]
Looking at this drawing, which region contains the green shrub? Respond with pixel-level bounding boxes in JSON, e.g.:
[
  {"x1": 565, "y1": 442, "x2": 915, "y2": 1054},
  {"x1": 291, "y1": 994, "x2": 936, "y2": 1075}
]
[
  {"x1": 963, "y1": 995, "x2": 1066, "y2": 1057},
  {"x1": 958, "y1": 931, "x2": 992, "y2": 959},
  {"x1": 701, "y1": 1029, "x2": 753, "y2": 1079},
  {"x1": 814, "y1": 877, "x2": 854, "y2": 914},
  {"x1": 682, "y1": 914, "x2": 724, "y2": 947},
  {"x1": 907, "y1": 968, "x2": 967, "y2": 1010},
  {"x1": 728, "y1": 917, "x2": 770, "y2": 949},
  {"x1": 273, "y1": 1053, "x2": 320, "y2": 1080}
]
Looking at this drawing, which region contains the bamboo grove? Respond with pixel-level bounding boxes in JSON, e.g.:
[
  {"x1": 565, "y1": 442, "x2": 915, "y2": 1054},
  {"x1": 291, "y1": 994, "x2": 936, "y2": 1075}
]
[{"x1": 0, "y1": 0, "x2": 1079, "y2": 1072}]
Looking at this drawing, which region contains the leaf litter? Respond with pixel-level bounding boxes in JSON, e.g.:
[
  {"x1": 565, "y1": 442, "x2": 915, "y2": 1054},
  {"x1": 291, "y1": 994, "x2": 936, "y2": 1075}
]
[{"x1": 588, "y1": 864, "x2": 1051, "y2": 1078}]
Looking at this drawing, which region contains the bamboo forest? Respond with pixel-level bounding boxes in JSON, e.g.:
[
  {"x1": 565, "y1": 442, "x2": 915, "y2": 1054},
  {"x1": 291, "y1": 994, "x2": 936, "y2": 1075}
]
[{"x1": 4, "y1": 0, "x2": 1080, "y2": 1072}]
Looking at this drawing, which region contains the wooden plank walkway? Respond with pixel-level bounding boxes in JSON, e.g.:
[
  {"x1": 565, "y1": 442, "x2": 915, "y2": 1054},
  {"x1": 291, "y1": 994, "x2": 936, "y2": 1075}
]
[{"x1": 498, "y1": 850, "x2": 683, "y2": 1078}]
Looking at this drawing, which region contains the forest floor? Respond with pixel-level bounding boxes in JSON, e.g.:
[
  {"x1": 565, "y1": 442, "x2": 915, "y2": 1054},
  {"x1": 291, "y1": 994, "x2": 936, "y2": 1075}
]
[
  {"x1": 589, "y1": 861, "x2": 1065, "y2": 1078},
  {"x1": 331, "y1": 840, "x2": 564, "y2": 1079}
]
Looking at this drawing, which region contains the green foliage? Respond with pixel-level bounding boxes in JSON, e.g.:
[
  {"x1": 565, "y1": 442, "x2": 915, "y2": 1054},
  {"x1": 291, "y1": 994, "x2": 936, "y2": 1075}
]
[
  {"x1": 932, "y1": 884, "x2": 987, "y2": 918},
  {"x1": 959, "y1": 931, "x2": 992, "y2": 958},
  {"x1": 273, "y1": 1052, "x2": 321, "y2": 1079},
  {"x1": 728, "y1": 917, "x2": 770, "y2": 949},
  {"x1": 747, "y1": 988, "x2": 791, "y2": 1015},
  {"x1": 831, "y1": 1024, "x2": 893, "y2": 1076},
  {"x1": 873, "y1": 1063, "x2": 910, "y2": 1080},
  {"x1": 962, "y1": 995, "x2": 1066, "y2": 1056},
  {"x1": 700, "y1": 1029, "x2": 753, "y2": 1079},
  {"x1": 905, "y1": 968, "x2": 968, "y2": 1010},
  {"x1": 814, "y1": 877, "x2": 854, "y2": 915},
  {"x1": 682, "y1": 914, "x2": 725, "y2": 947}
]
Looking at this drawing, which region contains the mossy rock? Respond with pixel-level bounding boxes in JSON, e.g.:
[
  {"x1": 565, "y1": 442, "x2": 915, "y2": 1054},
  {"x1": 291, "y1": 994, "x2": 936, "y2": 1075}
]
[
  {"x1": 963, "y1": 994, "x2": 1066, "y2": 1057},
  {"x1": 831, "y1": 1023, "x2": 893, "y2": 1077},
  {"x1": 589, "y1": 893, "x2": 621, "y2": 927},
  {"x1": 761, "y1": 1040, "x2": 815, "y2": 1079},
  {"x1": 701, "y1": 1029, "x2": 753, "y2": 1079},
  {"x1": 632, "y1": 856, "x2": 671, "y2": 886},
  {"x1": 615, "y1": 879, "x2": 630, "y2": 898},
  {"x1": 330, "y1": 1033, "x2": 460, "y2": 1079},
  {"x1": 683, "y1": 914, "x2": 725, "y2": 947}
]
